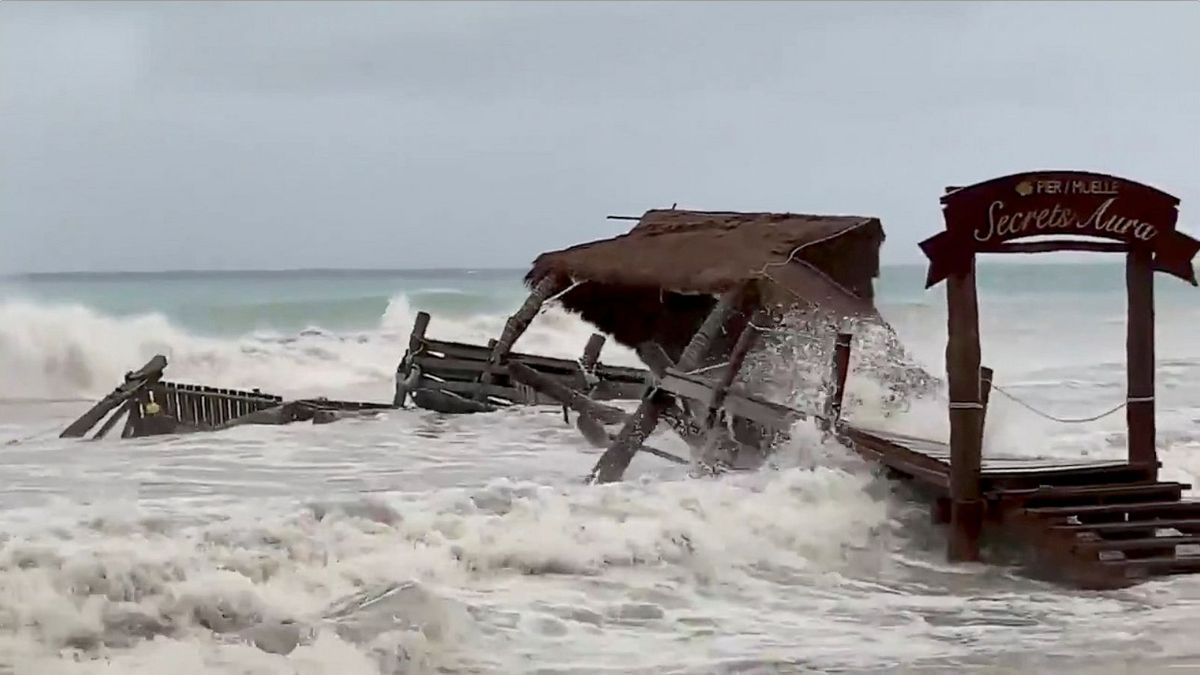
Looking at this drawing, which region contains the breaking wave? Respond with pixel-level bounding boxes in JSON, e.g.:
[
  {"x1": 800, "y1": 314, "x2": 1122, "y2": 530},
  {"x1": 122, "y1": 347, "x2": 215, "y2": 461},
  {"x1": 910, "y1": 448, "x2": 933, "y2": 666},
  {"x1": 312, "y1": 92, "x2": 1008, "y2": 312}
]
[{"x1": 0, "y1": 295, "x2": 639, "y2": 400}]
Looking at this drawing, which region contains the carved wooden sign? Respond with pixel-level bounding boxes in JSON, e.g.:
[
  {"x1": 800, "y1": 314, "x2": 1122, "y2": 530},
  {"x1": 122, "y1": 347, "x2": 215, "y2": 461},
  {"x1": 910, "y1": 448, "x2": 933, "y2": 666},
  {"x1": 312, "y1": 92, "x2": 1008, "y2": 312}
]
[{"x1": 920, "y1": 171, "x2": 1198, "y2": 287}]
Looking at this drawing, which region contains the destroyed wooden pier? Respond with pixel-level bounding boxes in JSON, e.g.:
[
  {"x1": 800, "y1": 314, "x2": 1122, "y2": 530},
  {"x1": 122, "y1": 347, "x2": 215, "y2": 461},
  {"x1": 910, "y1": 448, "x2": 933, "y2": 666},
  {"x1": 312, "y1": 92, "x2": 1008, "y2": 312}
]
[
  {"x1": 55, "y1": 172, "x2": 1200, "y2": 588},
  {"x1": 508, "y1": 177, "x2": 1200, "y2": 589}
]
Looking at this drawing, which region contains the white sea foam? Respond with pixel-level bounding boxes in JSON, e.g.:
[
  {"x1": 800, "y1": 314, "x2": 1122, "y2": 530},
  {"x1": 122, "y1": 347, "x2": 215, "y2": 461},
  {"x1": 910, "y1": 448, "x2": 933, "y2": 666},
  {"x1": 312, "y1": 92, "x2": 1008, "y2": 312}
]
[{"x1": 6, "y1": 272, "x2": 1200, "y2": 673}]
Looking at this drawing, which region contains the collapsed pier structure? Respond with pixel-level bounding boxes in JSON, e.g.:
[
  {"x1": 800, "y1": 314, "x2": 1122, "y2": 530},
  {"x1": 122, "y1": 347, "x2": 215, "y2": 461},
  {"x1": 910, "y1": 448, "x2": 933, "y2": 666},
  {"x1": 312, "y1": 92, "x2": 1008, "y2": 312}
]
[
  {"x1": 59, "y1": 171, "x2": 1200, "y2": 588},
  {"x1": 506, "y1": 172, "x2": 1200, "y2": 589}
]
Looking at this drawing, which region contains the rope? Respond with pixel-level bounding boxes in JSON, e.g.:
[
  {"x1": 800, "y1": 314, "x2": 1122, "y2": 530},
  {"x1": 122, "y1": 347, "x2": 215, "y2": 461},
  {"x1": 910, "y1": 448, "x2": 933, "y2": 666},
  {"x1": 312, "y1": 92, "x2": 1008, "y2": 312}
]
[
  {"x1": 539, "y1": 280, "x2": 585, "y2": 313},
  {"x1": 988, "y1": 383, "x2": 1130, "y2": 424}
]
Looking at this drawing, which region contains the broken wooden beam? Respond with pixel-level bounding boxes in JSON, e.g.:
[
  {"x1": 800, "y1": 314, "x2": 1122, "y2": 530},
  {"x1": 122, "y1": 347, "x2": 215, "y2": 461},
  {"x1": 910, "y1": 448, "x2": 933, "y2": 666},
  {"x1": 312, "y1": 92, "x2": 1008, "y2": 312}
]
[
  {"x1": 507, "y1": 362, "x2": 627, "y2": 425},
  {"x1": 477, "y1": 274, "x2": 569, "y2": 398},
  {"x1": 92, "y1": 398, "x2": 135, "y2": 440},
  {"x1": 590, "y1": 283, "x2": 750, "y2": 483},
  {"x1": 703, "y1": 310, "x2": 767, "y2": 430},
  {"x1": 61, "y1": 355, "x2": 167, "y2": 438}
]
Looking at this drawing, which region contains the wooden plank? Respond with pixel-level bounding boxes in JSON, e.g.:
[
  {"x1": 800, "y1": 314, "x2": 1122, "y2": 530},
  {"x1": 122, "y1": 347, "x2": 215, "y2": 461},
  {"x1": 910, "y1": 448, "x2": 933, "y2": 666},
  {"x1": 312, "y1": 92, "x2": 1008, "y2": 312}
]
[
  {"x1": 1051, "y1": 519, "x2": 1200, "y2": 535},
  {"x1": 658, "y1": 369, "x2": 803, "y2": 430},
  {"x1": 417, "y1": 379, "x2": 522, "y2": 404},
  {"x1": 946, "y1": 260, "x2": 984, "y2": 561},
  {"x1": 423, "y1": 337, "x2": 647, "y2": 382},
  {"x1": 416, "y1": 355, "x2": 502, "y2": 377},
  {"x1": 1027, "y1": 501, "x2": 1200, "y2": 519},
  {"x1": 508, "y1": 362, "x2": 628, "y2": 425},
  {"x1": 589, "y1": 380, "x2": 649, "y2": 401},
  {"x1": 998, "y1": 483, "x2": 1185, "y2": 508},
  {"x1": 843, "y1": 427, "x2": 952, "y2": 489},
  {"x1": 1126, "y1": 248, "x2": 1156, "y2": 473}
]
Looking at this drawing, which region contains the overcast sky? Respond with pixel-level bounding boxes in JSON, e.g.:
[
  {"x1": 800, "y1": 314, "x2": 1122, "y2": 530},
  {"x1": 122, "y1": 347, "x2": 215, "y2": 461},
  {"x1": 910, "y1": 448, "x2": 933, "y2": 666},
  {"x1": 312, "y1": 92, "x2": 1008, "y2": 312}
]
[{"x1": 1, "y1": 1, "x2": 1196, "y2": 272}]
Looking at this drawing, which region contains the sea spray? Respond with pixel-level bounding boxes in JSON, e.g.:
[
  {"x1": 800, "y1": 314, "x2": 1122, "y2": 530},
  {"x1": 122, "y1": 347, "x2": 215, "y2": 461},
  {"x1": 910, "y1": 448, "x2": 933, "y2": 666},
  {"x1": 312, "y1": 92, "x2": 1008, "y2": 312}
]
[{"x1": 0, "y1": 294, "x2": 640, "y2": 402}]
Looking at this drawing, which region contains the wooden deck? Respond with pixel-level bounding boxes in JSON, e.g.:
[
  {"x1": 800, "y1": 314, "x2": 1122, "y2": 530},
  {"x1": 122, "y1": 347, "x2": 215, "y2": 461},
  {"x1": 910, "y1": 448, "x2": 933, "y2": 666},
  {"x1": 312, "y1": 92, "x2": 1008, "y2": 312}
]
[
  {"x1": 654, "y1": 365, "x2": 1200, "y2": 588},
  {"x1": 847, "y1": 425, "x2": 1200, "y2": 588}
]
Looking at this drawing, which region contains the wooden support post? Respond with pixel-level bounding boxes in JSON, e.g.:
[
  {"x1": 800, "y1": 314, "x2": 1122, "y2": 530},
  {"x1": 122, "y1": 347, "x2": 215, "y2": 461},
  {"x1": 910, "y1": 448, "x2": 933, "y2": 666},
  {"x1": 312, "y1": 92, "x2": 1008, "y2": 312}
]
[
  {"x1": 704, "y1": 309, "x2": 766, "y2": 430},
  {"x1": 590, "y1": 284, "x2": 749, "y2": 484},
  {"x1": 979, "y1": 366, "x2": 994, "y2": 437},
  {"x1": 566, "y1": 334, "x2": 606, "y2": 422},
  {"x1": 824, "y1": 332, "x2": 853, "y2": 429},
  {"x1": 395, "y1": 311, "x2": 431, "y2": 407},
  {"x1": 1126, "y1": 248, "x2": 1156, "y2": 475},
  {"x1": 478, "y1": 274, "x2": 568, "y2": 398},
  {"x1": 946, "y1": 262, "x2": 984, "y2": 562},
  {"x1": 580, "y1": 334, "x2": 606, "y2": 372}
]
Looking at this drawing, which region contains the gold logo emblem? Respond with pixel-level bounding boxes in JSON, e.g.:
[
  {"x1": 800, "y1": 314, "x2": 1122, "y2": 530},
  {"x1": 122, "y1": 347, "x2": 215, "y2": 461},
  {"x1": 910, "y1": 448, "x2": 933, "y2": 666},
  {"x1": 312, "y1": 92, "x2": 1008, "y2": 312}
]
[{"x1": 1015, "y1": 181, "x2": 1034, "y2": 197}]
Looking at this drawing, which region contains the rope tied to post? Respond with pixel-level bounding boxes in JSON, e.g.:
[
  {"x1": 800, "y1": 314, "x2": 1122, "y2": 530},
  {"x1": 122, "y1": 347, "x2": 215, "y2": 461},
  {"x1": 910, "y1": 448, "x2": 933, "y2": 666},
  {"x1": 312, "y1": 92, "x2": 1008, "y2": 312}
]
[{"x1": 987, "y1": 383, "x2": 1143, "y2": 424}]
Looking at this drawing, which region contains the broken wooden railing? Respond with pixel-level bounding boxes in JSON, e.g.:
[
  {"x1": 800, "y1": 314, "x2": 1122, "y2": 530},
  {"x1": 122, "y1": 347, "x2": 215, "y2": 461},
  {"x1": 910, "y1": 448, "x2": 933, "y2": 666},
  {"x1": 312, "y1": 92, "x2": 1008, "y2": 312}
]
[
  {"x1": 395, "y1": 311, "x2": 649, "y2": 415},
  {"x1": 62, "y1": 355, "x2": 393, "y2": 440}
]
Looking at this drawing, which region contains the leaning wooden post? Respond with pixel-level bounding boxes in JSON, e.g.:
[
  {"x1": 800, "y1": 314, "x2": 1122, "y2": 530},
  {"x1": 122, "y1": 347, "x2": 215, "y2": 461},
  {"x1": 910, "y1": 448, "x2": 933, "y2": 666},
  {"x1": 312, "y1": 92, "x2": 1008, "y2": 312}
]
[
  {"x1": 704, "y1": 309, "x2": 766, "y2": 431},
  {"x1": 568, "y1": 333, "x2": 607, "y2": 421},
  {"x1": 580, "y1": 334, "x2": 606, "y2": 372},
  {"x1": 1126, "y1": 248, "x2": 1156, "y2": 476},
  {"x1": 395, "y1": 311, "x2": 431, "y2": 407},
  {"x1": 477, "y1": 274, "x2": 569, "y2": 398},
  {"x1": 823, "y1": 332, "x2": 853, "y2": 429},
  {"x1": 946, "y1": 260, "x2": 984, "y2": 563},
  {"x1": 979, "y1": 366, "x2": 994, "y2": 436},
  {"x1": 590, "y1": 283, "x2": 750, "y2": 483}
]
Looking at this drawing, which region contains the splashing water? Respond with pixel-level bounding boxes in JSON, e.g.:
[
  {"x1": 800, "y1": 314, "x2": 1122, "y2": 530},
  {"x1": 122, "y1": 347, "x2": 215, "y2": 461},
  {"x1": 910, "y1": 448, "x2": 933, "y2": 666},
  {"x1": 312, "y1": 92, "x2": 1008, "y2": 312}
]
[{"x1": 3, "y1": 266, "x2": 1200, "y2": 673}]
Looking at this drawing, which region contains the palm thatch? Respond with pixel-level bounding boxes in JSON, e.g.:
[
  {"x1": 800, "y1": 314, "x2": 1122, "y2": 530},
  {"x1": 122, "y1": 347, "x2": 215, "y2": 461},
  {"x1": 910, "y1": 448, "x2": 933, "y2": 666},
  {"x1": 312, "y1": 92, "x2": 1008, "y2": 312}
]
[{"x1": 525, "y1": 209, "x2": 886, "y2": 361}]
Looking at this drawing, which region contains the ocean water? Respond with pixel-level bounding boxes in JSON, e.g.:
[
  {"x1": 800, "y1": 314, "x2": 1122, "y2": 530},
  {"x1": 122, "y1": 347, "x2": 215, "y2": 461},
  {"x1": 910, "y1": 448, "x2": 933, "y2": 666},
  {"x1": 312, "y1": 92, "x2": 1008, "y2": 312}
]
[{"x1": 2, "y1": 264, "x2": 1200, "y2": 674}]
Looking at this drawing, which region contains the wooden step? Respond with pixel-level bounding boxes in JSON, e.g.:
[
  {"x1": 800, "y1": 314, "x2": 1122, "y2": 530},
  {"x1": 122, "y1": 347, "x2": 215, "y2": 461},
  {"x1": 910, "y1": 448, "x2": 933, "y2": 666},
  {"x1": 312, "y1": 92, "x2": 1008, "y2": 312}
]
[
  {"x1": 984, "y1": 463, "x2": 1157, "y2": 491},
  {"x1": 998, "y1": 482, "x2": 1188, "y2": 507},
  {"x1": 1074, "y1": 535, "x2": 1200, "y2": 553},
  {"x1": 1027, "y1": 500, "x2": 1200, "y2": 523},
  {"x1": 1050, "y1": 518, "x2": 1200, "y2": 536},
  {"x1": 1102, "y1": 555, "x2": 1200, "y2": 579}
]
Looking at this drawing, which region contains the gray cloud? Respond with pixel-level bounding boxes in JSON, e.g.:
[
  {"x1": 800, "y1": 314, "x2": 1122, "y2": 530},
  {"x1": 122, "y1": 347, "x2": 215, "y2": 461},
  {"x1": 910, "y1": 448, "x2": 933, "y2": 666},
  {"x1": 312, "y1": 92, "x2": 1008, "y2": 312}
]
[{"x1": 1, "y1": 1, "x2": 1197, "y2": 272}]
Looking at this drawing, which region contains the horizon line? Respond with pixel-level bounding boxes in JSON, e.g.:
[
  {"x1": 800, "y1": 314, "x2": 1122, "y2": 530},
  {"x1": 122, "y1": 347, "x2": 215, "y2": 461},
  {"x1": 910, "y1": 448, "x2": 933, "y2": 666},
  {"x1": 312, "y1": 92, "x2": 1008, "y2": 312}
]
[{"x1": 2, "y1": 259, "x2": 1130, "y2": 278}]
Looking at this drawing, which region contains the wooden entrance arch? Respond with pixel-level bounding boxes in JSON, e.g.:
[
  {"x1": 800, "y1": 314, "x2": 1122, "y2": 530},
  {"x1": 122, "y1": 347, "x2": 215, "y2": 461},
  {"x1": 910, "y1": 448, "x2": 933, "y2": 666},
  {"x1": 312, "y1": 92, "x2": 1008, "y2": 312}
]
[{"x1": 919, "y1": 171, "x2": 1200, "y2": 561}]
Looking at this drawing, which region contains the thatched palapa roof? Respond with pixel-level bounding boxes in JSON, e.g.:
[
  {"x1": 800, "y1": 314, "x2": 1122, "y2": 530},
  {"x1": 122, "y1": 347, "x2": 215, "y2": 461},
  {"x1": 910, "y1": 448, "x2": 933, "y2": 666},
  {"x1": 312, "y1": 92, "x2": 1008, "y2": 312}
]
[{"x1": 525, "y1": 209, "x2": 886, "y2": 361}]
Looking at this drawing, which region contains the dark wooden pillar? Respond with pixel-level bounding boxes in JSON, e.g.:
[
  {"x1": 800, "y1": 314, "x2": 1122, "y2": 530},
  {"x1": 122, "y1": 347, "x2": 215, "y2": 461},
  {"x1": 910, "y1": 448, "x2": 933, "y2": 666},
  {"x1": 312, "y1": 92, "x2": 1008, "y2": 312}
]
[
  {"x1": 824, "y1": 332, "x2": 853, "y2": 428},
  {"x1": 1126, "y1": 248, "x2": 1156, "y2": 474},
  {"x1": 946, "y1": 261, "x2": 983, "y2": 562},
  {"x1": 590, "y1": 284, "x2": 750, "y2": 483}
]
